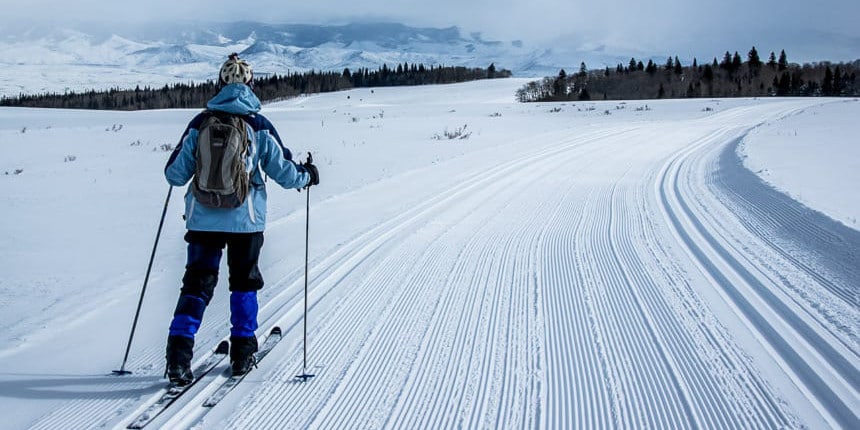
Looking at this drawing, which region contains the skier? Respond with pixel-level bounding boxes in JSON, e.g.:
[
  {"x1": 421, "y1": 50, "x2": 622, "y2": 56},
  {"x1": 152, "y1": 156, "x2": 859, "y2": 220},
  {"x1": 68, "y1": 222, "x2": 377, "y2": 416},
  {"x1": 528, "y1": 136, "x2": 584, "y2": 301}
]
[{"x1": 162, "y1": 53, "x2": 319, "y2": 385}]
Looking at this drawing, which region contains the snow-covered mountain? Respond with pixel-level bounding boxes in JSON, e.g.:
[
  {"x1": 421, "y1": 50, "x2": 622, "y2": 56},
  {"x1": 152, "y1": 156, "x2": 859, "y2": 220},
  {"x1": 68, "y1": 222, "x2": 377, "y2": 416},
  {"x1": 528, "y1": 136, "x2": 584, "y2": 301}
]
[{"x1": 0, "y1": 22, "x2": 637, "y2": 96}]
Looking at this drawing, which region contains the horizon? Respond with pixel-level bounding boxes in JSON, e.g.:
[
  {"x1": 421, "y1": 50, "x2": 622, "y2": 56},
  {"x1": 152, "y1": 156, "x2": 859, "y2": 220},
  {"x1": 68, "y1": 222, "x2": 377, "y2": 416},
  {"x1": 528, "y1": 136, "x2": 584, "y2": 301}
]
[{"x1": 1, "y1": 16, "x2": 858, "y2": 98}]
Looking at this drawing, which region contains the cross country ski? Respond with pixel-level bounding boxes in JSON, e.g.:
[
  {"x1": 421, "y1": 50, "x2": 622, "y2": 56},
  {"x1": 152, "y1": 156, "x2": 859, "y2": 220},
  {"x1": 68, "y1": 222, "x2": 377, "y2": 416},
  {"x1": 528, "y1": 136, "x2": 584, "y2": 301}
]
[
  {"x1": 126, "y1": 340, "x2": 229, "y2": 429},
  {"x1": 202, "y1": 327, "x2": 283, "y2": 407}
]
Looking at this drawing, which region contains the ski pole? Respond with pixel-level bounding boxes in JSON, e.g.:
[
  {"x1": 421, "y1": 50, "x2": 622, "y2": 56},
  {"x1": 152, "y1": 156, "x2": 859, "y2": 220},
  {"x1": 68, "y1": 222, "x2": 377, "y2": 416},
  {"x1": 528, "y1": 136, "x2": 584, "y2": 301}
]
[
  {"x1": 297, "y1": 152, "x2": 315, "y2": 382},
  {"x1": 113, "y1": 185, "x2": 173, "y2": 375}
]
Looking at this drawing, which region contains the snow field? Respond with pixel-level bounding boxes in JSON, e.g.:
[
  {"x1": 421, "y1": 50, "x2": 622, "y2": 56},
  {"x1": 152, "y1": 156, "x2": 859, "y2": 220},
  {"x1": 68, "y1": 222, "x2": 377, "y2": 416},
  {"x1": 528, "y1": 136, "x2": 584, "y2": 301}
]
[{"x1": 0, "y1": 80, "x2": 857, "y2": 429}]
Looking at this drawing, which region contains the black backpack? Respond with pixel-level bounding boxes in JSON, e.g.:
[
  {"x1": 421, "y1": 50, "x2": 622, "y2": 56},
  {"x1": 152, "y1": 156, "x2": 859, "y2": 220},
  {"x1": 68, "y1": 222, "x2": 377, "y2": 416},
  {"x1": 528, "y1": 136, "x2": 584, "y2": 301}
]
[{"x1": 192, "y1": 112, "x2": 251, "y2": 208}]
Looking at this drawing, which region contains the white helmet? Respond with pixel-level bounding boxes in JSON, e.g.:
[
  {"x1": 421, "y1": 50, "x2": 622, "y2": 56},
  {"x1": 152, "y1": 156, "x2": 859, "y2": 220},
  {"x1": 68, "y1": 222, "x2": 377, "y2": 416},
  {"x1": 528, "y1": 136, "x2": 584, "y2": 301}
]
[{"x1": 219, "y1": 53, "x2": 253, "y2": 85}]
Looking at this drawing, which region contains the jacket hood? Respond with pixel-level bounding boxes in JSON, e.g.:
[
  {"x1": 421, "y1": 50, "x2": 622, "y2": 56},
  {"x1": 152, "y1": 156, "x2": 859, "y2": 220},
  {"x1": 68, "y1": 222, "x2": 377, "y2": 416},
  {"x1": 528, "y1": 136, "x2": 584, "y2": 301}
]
[{"x1": 207, "y1": 83, "x2": 262, "y2": 115}]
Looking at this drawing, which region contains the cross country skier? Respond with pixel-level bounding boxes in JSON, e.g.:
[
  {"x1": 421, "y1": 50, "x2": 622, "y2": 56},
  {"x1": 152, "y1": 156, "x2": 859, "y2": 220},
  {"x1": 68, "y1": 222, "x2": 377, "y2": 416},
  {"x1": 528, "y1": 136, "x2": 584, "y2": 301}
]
[{"x1": 162, "y1": 53, "x2": 320, "y2": 385}]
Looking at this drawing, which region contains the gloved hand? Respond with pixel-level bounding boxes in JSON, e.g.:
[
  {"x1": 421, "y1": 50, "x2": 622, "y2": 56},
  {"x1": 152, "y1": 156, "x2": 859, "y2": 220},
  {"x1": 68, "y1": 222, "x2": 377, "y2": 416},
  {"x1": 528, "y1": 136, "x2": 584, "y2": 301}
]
[{"x1": 302, "y1": 161, "x2": 319, "y2": 188}]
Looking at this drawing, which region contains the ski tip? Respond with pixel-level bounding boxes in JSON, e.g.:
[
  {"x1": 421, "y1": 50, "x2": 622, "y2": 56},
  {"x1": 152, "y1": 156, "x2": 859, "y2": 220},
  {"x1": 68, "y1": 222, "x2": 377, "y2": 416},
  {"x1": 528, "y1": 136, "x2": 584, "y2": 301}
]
[
  {"x1": 127, "y1": 416, "x2": 150, "y2": 429},
  {"x1": 270, "y1": 326, "x2": 282, "y2": 336},
  {"x1": 215, "y1": 340, "x2": 230, "y2": 355}
]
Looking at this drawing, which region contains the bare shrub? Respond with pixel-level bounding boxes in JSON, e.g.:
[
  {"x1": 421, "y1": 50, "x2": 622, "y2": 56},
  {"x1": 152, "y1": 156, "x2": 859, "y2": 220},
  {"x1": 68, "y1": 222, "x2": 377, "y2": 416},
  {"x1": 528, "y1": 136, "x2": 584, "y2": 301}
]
[{"x1": 432, "y1": 124, "x2": 472, "y2": 140}]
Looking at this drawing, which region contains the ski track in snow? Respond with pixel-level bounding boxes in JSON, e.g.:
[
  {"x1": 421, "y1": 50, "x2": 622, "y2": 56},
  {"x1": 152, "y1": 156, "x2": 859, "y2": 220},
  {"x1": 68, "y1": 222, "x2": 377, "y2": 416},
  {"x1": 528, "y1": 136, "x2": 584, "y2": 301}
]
[{"x1": 9, "y1": 91, "x2": 859, "y2": 429}]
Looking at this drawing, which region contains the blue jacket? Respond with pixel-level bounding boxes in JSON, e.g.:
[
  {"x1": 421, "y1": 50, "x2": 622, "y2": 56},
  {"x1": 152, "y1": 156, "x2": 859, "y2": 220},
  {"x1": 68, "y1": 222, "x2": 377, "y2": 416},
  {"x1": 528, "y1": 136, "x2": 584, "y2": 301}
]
[{"x1": 165, "y1": 84, "x2": 310, "y2": 232}]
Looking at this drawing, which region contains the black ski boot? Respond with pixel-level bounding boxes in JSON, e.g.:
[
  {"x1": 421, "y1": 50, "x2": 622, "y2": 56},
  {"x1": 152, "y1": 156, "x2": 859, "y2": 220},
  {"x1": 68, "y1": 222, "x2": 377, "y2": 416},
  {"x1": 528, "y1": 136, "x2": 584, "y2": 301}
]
[
  {"x1": 165, "y1": 335, "x2": 195, "y2": 386},
  {"x1": 230, "y1": 335, "x2": 258, "y2": 377}
]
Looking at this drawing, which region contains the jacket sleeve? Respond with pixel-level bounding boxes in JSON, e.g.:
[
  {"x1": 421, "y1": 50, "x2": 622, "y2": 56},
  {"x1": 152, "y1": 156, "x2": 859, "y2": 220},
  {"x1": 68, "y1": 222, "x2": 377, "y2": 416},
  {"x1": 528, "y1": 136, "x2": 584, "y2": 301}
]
[
  {"x1": 165, "y1": 131, "x2": 198, "y2": 186},
  {"x1": 258, "y1": 130, "x2": 309, "y2": 189},
  {"x1": 164, "y1": 113, "x2": 206, "y2": 186}
]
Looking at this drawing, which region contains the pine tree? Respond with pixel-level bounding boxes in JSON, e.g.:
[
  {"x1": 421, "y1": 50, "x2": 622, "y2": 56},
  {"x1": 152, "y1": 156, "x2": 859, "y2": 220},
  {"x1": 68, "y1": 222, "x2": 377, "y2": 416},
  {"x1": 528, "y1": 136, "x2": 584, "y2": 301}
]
[
  {"x1": 822, "y1": 66, "x2": 834, "y2": 95},
  {"x1": 703, "y1": 64, "x2": 714, "y2": 81},
  {"x1": 674, "y1": 56, "x2": 683, "y2": 74},
  {"x1": 646, "y1": 60, "x2": 657, "y2": 75},
  {"x1": 748, "y1": 46, "x2": 762, "y2": 68},
  {"x1": 554, "y1": 69, "x2": 568, "y2": 98},
  {"x1": 833, "y1": 66, "x2": 844, "y2": 94},
  {"x1": 778, "y1": 72, "x2": 791, "y2": 94},
  {"x1": 778, "y1": 50, "x2": 788, "y2": 71},
  {"x1": 578, "y1": 87, "x2": 590, "y2": 100},
  {"x1": 731, "y1": 52, "x2": 742, "y2": 71},
  {"x1": 721, "y1": 52, "x2": 732, "y2": 70}
]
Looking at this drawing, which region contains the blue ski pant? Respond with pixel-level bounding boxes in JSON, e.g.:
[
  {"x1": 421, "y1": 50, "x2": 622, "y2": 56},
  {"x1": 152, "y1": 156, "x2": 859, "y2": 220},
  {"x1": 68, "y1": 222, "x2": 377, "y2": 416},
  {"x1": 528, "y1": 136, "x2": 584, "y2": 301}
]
[{"x1": 169, "y1": 230, "x2": 264, "y2": 340}]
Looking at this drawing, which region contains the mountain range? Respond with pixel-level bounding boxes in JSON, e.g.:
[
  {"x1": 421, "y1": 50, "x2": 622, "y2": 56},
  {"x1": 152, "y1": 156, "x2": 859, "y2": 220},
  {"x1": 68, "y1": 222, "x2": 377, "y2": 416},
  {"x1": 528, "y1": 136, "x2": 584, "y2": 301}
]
[
  {"x1": 0, "y1": 22, "x2": 640, "y2": 96},
  {"x1": 2, "y1": 21, "x2": 858, "y2": 97}
]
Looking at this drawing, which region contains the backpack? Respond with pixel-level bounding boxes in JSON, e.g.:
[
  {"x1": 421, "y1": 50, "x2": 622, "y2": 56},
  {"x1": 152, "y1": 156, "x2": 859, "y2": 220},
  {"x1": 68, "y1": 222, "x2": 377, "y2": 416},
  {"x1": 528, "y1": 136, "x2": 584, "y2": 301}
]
[{"x1": 191, "y1": 112, "x2": 251, "y2": 208}]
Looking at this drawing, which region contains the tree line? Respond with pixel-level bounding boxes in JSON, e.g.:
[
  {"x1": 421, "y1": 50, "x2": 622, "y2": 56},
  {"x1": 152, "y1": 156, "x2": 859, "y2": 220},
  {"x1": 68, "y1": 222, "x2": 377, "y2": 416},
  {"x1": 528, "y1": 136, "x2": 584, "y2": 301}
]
[
  {"x1": 517, "y1": 48, "x2": 859, "y2": 102},
  {"x1": 1, "y1": 63, "x2": 510, "y2": 110}
]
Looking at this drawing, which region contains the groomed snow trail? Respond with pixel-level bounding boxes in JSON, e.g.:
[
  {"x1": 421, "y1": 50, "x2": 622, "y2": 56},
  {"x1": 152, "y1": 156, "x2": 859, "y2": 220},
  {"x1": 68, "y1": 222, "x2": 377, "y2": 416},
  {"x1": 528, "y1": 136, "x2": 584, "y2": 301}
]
[
  {"x1": 168, "y1": 100, "x2": 855, "y2": 429},
  {"x1": 14, "y1": 91, "x2": 857, "y2": 429}
]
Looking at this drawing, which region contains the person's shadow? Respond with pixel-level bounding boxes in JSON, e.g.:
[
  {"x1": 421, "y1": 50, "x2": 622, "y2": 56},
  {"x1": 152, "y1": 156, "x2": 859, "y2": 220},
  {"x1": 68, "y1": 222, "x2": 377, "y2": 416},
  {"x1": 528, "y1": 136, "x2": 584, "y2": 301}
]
[{"x1": 0, "y1": 372, "x2": 164, "y2": 400}]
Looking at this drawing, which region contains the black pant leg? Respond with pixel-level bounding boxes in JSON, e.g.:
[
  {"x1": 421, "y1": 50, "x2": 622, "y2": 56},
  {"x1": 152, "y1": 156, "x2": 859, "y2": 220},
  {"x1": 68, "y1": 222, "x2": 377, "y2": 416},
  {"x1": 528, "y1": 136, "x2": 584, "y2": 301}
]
[
  {"x1": 168, "y1": 231, "x2": 228, "y2": 338},
  {"x1": 225, "y1": 232, "x2": 265, "y2": 292},
  {"x1": 180, "y1": 231, "x2": 229, "y2": 301}
]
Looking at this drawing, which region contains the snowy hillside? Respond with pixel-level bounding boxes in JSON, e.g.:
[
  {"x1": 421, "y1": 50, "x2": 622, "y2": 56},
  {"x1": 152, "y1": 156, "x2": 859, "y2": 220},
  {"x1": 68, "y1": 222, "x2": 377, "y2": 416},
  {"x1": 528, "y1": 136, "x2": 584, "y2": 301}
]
[
  {"x1": 0, "y1": 80, "x2": 858, "y2": 429},
  {"x1": 0, "y1": 22, "x2": 636, "y2": 96},
  {"x1": 740, "y1": 100, "x2": 860, "y2": 229}
]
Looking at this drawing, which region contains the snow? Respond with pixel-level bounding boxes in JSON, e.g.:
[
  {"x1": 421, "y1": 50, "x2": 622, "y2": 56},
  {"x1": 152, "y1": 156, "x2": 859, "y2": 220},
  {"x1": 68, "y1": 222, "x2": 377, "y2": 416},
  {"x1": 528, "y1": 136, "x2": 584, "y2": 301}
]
[
  {"x1": 740, "y1": 99, "x2": 860, "y2": 229},
  {"x1": 0, "y1": 80, "x2": 858, "y2": 429}
]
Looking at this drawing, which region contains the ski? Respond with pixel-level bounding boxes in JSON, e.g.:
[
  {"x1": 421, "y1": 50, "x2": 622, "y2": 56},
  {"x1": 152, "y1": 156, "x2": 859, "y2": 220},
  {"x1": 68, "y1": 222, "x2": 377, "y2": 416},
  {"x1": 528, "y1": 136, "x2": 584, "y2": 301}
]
[
  {"x1": 126, "y1": 340, "x2": 229, "y2": 429},
  {"x1": 202, "y1": 326, "x2": 283, "y2": 407}
]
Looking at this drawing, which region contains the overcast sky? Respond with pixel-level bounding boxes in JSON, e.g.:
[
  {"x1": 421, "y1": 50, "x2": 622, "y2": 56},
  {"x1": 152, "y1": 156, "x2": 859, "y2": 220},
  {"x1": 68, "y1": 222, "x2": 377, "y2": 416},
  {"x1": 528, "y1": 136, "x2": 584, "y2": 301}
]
[{"x1": 3, "y1": 0, "x2": 860, "y2": 61}]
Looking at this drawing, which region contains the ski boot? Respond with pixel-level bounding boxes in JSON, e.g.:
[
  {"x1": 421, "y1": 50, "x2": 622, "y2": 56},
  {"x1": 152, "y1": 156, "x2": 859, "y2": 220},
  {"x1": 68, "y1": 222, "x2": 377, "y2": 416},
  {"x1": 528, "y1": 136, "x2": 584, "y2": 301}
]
[
  {"x1": 165, "y1": 335, "x2": 195, "y2": 386},
  {"x1": 230, "y1": 335, "x2": 258, "y2": 377}
]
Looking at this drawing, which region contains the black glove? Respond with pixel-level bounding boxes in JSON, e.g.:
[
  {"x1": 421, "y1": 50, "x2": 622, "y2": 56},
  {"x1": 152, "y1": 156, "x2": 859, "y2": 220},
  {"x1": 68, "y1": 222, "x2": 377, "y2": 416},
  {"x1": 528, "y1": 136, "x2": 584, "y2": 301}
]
[{"x1": 302, "y1": 161, "x2": 319, "y2": 188}]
